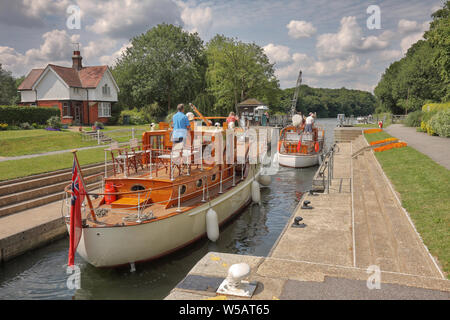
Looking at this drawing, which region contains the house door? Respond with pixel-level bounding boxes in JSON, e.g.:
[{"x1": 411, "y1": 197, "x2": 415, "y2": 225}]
[{"x1": 74, "y1": 103, "x2": 81, "y2": 125}]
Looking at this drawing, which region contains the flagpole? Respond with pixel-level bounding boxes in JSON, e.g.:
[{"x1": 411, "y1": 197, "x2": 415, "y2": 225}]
[{"x1": 71, "y1": 150, "x2": 97, "y2": 222}]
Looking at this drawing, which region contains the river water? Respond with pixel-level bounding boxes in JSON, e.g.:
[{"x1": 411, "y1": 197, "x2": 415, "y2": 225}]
[{"x1": 0, "y1": 118, "x2": 336, "y2": 300}]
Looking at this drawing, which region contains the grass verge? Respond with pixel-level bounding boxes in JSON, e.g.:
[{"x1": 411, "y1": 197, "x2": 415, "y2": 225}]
[
  {"x1": 0, "y1": 147, "x2": 106, "y2": 181},
  {"x1": 0, "y1": 129, "x2": 97, "y2": 157},
  {"x1": 365, "y1": 132, "x2": 450, "y2": 278}
]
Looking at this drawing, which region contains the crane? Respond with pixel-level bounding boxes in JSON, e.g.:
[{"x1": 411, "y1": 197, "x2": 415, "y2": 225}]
[{"x1": 291, "y1": 70, "x2": 302, "y2": 116}]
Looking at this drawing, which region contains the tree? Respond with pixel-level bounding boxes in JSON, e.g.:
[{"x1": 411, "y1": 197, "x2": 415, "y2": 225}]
[
  {"x1": 205, "y1": 35, "x2": 280, "y2": 115},
  {"x1": 424, "y1": 1, "x2": 450, "y2": 101},
  {"x1": 112, "y1": 24, "x2": 206, "y2": 115},
  {"x1": 374, "y1": 1, "x2": 450, "y2": 113},
  {"x1": 0, "y1": 64, "x2": 19, "y2": 105}
]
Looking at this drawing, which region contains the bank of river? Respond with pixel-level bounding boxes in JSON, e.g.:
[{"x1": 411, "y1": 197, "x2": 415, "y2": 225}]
[{"x1": 0, "y1": 119, "x2": 336, "y2": 300}]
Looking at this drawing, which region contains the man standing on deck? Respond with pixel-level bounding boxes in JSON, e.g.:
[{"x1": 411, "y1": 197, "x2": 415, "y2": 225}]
[
  {"x1": 172, "y1": 104, "x2": 190, "y2": 144},
  {"x1": 305, "y1": 112, "x2": 315, "y2": 133}
]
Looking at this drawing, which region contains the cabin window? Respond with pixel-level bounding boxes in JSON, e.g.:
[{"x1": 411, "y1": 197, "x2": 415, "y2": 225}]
[
  {"x1": 211, "y1": 174, "x2": 217, "y2": 182},
  {"x1": 62, "y1": 102, "x2": 71, "y2": 117},
  {"x1": 130, "y1": 184, "x2": 146, "y2": 192},
  {"x1": 102, "y1": 84, "x2": 111, "y2": 96},
  {"x1": 180, "y1": 185, "x2": 187, "y2": 195},
  {"x1": 98, "y1": 102, "x2": 111, "y2": 118},
  {"x1": 196, "y1": 179, "x2": 203, "y2": 188}
]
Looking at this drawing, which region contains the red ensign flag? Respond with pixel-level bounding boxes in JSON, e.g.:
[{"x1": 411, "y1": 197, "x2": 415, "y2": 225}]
[{"x1": 68, "y1": 160, "x2": 85, "y2": 267}]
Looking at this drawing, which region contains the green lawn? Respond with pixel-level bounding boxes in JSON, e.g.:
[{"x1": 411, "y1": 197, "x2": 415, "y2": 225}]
[
  {"x1": 365, "y1": 133, "x2": 450, "y2": 278},
  {"x1": 0, "y1": 129, "x2": 98, "y2": 157},
  {"x1": 0, "y1": 147, "x2": 108, "y2": 181},
  {"x1": 363, "y1": 131, "x2": 393, "y2": 143}
]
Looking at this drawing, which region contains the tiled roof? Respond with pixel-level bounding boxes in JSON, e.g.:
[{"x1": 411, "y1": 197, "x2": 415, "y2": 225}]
[
  {"x1": 18, "y1": 64, "x2": 108, "y2": 90},
  {"x1": 79, "y1": 66, "x2": 108, "y2": 88},
  {"x1": 49, "y1": 64, "x2": 82, "y2": 87},
  {"x1": 238, "y1": 98, "x2": 264, "y2": 106},
  {"x1": 17, "y1": 69, "x2": 44, "y2": 90}
]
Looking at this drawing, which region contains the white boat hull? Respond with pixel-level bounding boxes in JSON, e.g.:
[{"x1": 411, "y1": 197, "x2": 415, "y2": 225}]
[
  {"x1": 67, "y1": 166, "x2": 257, "y2": 267},
  {"x1": 278, "y1": 152, "x2": 320, "y2": 168}
]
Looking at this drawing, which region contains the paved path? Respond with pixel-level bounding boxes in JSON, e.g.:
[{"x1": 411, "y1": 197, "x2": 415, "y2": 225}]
[{"x1": 385, "y1": 124, "x2": 450, "y2": 170}]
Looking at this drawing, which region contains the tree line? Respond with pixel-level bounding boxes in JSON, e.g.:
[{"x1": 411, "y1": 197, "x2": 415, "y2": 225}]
[{"x1": 374, "y1": 2, "x2": 450, "y2": 114}]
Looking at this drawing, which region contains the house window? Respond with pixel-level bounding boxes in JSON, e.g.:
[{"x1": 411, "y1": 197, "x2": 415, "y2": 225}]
[
  {"x1": 98, "y1": 102, "x2": 111, "y2": 118},
  {"x1": 74, "y1": 88, "x2": 80, "y2": 94},
  {"x1": 102, "y1": 84, "x2": 111, "y2": 97},
  {"x1": 63, "y1": 102, "x2": 71, "y2": 117}
]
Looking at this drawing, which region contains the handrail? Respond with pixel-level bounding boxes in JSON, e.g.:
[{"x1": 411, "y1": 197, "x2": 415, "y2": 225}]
[{"x1": 64, "y1": 162, "x2": 240, "y2": 197}]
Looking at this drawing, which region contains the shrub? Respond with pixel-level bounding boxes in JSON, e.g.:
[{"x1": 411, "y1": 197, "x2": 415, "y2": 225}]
[
  {"x1": 422, "y1": 102, "x2": 450, "y2": 113},
  {"x1": 94, "y1": 121, "x2": 104, "y2": 129},
  {"x1": 405, "y1": 110, "x2": 423, "y2": 127},
  {"x1": 0, "y1": 123, "x2": 8, "y2": 130},
  {"x1": 32, "y1": 123, "x2": 39, "y2": 129},
  {"x1": 20, "y1": 122, "x2": 32, "y2": 130},
  {"x1": 118, "y1": 108, "x2": 146, "y2": 125},
  {"x1": 429, "y1": 109, "x2": 450, "y2": 138},
  {"x1": 0, "y1": 105, "x2": 60, "y2": 125},
  {"x1": 47, "y1": 116, "x2": 62, "y2": 129}
]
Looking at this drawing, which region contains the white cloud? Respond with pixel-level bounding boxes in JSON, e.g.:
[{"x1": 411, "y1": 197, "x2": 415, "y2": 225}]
[
  {"x1": 99, "y1": 42, "x2": 132, "y2": 66},
  {"x1": 82, "y1": 39, "x2": 118, "y2": 62},
  {"x1": 316, "y1": 16, "x2": 390, "y2": 58},
  {"x1": 0, "y1": 0, "x2": 70, "y2": 28},
  {"x1": 263, "y1": 43, "x2": 292, "y2": 64},
  {"x1": 81, "y1": 0, "x2": 181, "y2": 39},
  {"x1": 379, "y1": 50, "x2": 403, "y2": 61},
  {"x1": 398, "y1": 20, "x2": 429, "y2": 54},
  {"x1": 0, "y1": 29, "x2": 80, "y2": 76},
  {"x1": 286, "y1": 20, "x2": 317, "y2": 39},
  {"x1": 398, "y1": 19, "x2": 422, "y2": 33},
  {"x1": 178, "y1": 1, "x2": 212, "y2": 36}
]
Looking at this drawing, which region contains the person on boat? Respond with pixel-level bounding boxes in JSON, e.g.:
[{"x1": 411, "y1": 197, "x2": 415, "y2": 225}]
[
  {"x1": 172, "y1": 104, "x2": 190, "y2": 144},
  {"x1": 305, "y1": 112, "x2": 315, "y2": 133},
  {"x1": 227, "y1": 112, "x2": 239, "y2": 125}
]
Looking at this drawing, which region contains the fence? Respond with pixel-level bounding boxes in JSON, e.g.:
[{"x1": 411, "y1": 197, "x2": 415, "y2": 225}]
[{"x1": 82, "y1": 127, "x2": 148, "y2": 145}]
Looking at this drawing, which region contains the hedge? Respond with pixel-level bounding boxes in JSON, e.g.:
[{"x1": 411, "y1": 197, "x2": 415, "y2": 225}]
[
  {"x1": 0, "y1": 105, "x2": 60, "y2": 125},
  {"x1": 422, "y1": 102, "x2": 450, "y2": 113}
]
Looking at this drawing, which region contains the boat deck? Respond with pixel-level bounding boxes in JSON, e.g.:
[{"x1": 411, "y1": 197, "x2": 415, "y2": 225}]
[{"x1": 82, "y1": 164, "x2": 242, "y2": 228}]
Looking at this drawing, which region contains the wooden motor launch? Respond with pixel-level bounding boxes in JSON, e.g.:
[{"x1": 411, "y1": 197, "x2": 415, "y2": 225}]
[{"x1": 62, "y1": 108, "x2": 267, "y2": 268}]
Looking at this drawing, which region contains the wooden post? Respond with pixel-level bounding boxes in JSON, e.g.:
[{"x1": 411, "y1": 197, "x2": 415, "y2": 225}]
[{"x1": 71, "y1": 150, "x2": 97, "y2": 222}]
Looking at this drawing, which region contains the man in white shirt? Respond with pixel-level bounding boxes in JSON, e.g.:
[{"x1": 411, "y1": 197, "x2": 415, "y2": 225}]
[{"x1": 305, "y1": 112, "x2": 315, "y2": 133}]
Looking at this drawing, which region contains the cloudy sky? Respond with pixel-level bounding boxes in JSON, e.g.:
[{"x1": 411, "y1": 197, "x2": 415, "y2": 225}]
[{"x1": 0, "y1": 0, "x2": 444, "y2": 92}]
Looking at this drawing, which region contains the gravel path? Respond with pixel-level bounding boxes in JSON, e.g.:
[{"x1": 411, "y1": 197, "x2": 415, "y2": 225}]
[{"x1": 385, "y1": 124, "x2": 450, "y2": 170}]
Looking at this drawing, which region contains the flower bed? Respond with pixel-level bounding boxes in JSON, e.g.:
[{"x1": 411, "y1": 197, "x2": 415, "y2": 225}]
[
  {"x1": 369, "y1": 137, "x2": 398, "y2": 146},
  {"x1": 364, "y1": 128, "x2": 383, "y2": 134},
  {"x1": 374, "y1": 142, "x2": 407, "y2": 152}
]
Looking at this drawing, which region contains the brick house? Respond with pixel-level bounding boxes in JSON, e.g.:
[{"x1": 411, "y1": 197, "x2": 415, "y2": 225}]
[{"x1": 18, "y1": 50, "x2": 119, "y2": 125}]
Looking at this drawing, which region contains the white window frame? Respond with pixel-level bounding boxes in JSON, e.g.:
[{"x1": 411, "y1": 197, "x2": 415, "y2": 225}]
[{"x1": 98, "y1": 102, "x2": 111, "y2": 118}]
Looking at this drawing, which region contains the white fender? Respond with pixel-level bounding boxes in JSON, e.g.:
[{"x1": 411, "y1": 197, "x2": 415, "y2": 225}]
[
  {"x1": 257, "y1": 174, "x2": 271, "y2": 186},
  {"x1": 251, "y1": 180, "x2": 261, "y2": 204},
  {"x1": 206, "y1": 208, "x2": 219, "y2": 242}
]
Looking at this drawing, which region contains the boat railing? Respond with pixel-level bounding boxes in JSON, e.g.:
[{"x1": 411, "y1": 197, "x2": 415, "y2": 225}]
[{"x1": 61, "y1": 161, "x2": 247, "y2": 224}]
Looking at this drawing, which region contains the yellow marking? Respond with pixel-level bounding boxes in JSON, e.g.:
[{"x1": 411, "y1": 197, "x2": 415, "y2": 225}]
[
  {"x1": 272, "y1": 296, "x2": 280, "y2": 300},
  {"x1": 210, "y1": 255, "x2": 221, "y2": 261},
  {"x1": 206, "y1": 295, "x2": 227, "y2": 300},
  {"x1": 222, "y1": 263, "x2": 228, "y2": 268}
]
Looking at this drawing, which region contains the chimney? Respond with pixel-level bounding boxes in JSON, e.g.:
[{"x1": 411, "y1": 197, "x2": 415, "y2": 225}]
[{"x1": 72, "y1": 50, "x2": 82, "y2": 70}]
